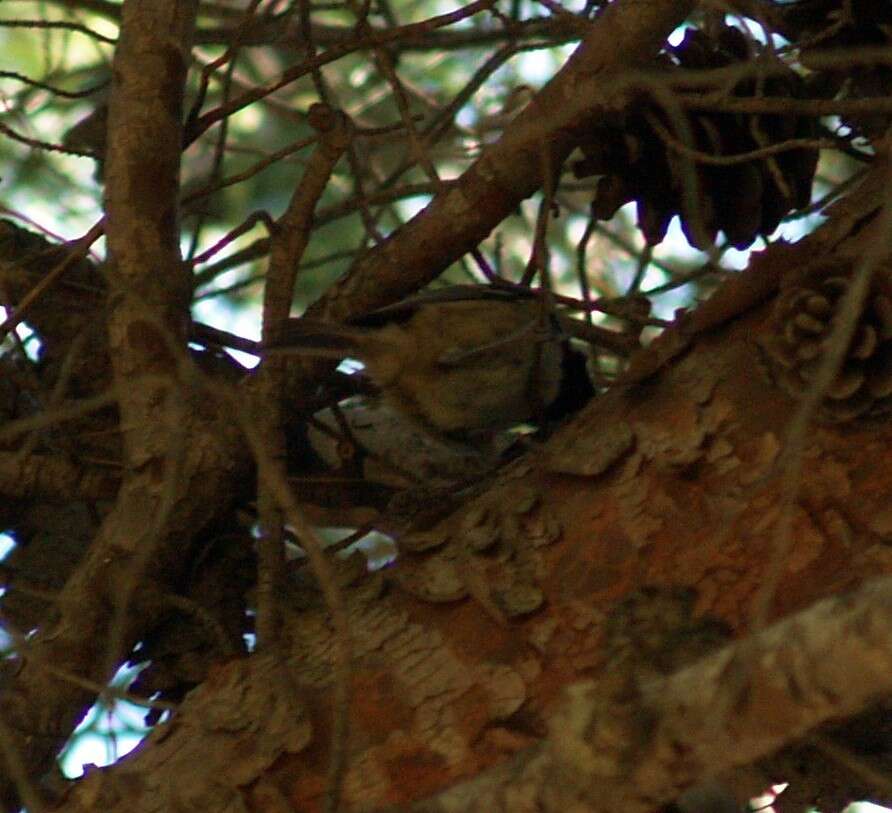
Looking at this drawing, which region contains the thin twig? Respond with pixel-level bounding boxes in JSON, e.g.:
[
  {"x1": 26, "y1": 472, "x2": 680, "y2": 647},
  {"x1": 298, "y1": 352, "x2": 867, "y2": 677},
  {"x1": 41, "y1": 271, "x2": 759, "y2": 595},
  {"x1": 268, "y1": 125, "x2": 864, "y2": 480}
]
[
  {"x1": 0, "y1": 220, "x2": 104, "y2": 341},
  {"x1": 160, "y1": 594, "x2": 239, "y2": 657},
  {"x1": 0, "y1": 17, "x2": 115, "y2": 45},
  {"x1": 0, "y1": 120, "x2": 97, "y2": 157},
  {"x1": 0, "y1": 710, "x2": 45, "y2": 813},
  {"x1": 0, "y1": 71, "x2": 107, "y2": 97},
  {"x1": 187, "y1": 0, "x2": 498, "y2": 144},
  {"x1": 647, "y1": 112, "x2": 838, "y2": 167}
]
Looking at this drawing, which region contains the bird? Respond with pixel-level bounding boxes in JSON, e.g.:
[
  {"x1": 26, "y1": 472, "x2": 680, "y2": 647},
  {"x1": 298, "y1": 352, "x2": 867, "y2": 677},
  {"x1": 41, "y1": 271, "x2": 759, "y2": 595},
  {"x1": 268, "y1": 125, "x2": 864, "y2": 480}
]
[{"x1": 266, "y1": 285, "x2": 596, "y2": 439}]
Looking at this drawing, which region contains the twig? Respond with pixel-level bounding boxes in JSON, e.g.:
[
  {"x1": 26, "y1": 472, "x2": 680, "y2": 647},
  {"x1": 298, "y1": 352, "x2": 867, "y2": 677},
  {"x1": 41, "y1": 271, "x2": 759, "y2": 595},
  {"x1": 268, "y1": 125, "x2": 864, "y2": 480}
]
[
  {"x1": 189, "y1": 211, "x2": 275, "y2": 266},
  {"x1": 646, "y1": 112, "x2": 837, "y2": 167},
  {"x1": 0, "y1": 220, "x2": 104, "y2": 341},
  {"x1": 0, "y1": 709, "x2": 45, "y2": 813},
  {"x1": 160, "y1": 594, "x2": 238, "y2": 657},
  {"x1": 255, "y1": 100, "x2": 353, "y2": 812},
  {"x1": 187, "y1": 1, "x2": 498, "y2": 144},
  {"x1": 0, "y1": 17, "x2": 116, "y2": 45},
  {"x1": 0, "y1": 390, "x2": 118, "y2": 444},
  {"x1": 0, "y1": 123, "x2": 96, "y2": 158},
  {"x1": 213, "y1": 378, "x2": 355, "y2": 813},
  {"x1": 0, "y1": 71, "x2": 107, "y2": 97}
]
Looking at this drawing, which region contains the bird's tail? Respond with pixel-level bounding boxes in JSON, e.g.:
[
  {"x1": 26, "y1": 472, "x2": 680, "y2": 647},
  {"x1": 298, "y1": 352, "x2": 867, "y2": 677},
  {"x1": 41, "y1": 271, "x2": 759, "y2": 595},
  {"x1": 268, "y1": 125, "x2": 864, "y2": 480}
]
[{"x1": 263, "y1": 317, "x2": 373, "y2": 359}]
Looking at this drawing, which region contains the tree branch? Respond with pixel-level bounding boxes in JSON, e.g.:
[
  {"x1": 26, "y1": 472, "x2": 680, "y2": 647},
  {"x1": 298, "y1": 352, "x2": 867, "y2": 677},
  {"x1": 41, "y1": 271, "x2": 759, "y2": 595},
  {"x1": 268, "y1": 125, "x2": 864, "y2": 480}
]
[
  {"x1": 383, "y1": 577, "x2": 892, "y2": 813},
  {"x1": 307, "y1": 0, "x2": 696, "y2": 322},
  {"x1": 0, "y1": 3, "x2": 236, "y2": 810}
]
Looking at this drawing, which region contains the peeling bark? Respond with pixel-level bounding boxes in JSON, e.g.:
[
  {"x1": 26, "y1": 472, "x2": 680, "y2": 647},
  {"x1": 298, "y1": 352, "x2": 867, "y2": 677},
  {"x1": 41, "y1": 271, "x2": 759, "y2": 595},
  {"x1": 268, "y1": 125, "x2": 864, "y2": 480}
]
[{"x1": 52, "y1": 161, "x2": 892, "y2": 809}]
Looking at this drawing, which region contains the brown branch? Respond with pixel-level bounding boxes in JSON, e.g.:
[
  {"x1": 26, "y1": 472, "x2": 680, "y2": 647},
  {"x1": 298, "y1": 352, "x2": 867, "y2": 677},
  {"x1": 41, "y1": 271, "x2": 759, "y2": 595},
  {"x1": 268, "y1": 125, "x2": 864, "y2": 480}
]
[
  {"x1": 380, "y1": 576, "x2": 892, "y2": 813},
  {"x1": 0, "y1": 221, "x2": 104, "y2": 342},
  {"x1": 0, "y1": 17, "x2": 115, "y2": 45},
  {"x1": 0, "y1": 71, "x2": 107, "y2": 98},
  {"x1": 0, "y1": 452, "x2": 119, "y2": 501},
  {"x1": 0, "y1": 391, "x2": 117, "y2": 445},
  {"x1": 0, "y1": 3, "x2": 217, "y2": 810},
  {"x1": 181, "y1": 132, "x2": 320, "y2": 211},
  {"x1": 190, "y1": 181, "x2": 456, "y2": 281},
  {"x1": 254, "y1": 102, "x2": 354, "y2": 812},
  {"x1": 194, "y1": 13, "x2": 581, "y2": 51},
  {"x1": 255, "y1": 103, "x2": 353, "y2": 648},
  {"x1": 683, "y1": 95, "x2": 892, "y2": 116},
  {"x1": 305, "y1": 0, "x2": 696, "y2": 323},
  {"x1": 33, "y1": 0, "x2": 236, "y2": 21},
  {"x1": 753, "y1": 157, "x2": 892, "y2": 630},
  {"x1": 187, "y1": 1, "x2": 499, "y2": 145}
]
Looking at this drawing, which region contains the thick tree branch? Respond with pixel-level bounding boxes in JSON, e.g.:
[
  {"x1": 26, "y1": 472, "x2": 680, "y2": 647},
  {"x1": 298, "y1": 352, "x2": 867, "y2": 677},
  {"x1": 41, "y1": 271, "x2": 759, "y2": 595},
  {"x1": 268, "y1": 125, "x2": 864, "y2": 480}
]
[
  {"x1": 0, "y1": 3, "x2": 239, "y2": 810},
  {"x1": 384, "y1": 576, "x2": 892, "y2": 813},
  {"x1": 307, "y1": 0, "x2": 695, "y2": 322}
]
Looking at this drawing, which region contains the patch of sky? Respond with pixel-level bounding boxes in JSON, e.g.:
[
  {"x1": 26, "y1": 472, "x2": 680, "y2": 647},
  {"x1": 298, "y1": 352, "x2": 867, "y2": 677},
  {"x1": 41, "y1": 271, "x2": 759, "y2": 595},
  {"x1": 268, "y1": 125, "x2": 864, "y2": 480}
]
[
  {"x1": 668, "y1": 22, "x2": 696, "y2": 47},
  {"x1": 6, "y1": 321, "x2": 42, "y2": 362},
  {"x1": 668, "y1": 15, "x2": 788, "y2": 50},
  {"x1": 513, "y1": 43, "x2": 577, "y2": 86},
  {"x1": 643, "y1": 213, "x2": 711, "y2": 318},
  {"x1": 0, "y1": 533, "x2": 14, "y2": 562},
  {"x1": 395, "y1": 193, "x2": 434, "y2": 222},
  {"x1": 0, "y1": 534, "x2": 13, "y2": 646},
  {"x1": 192, "y1": 288, "x2": 262, "y2": 369},
  {"x1": 319, "y1": 527, "x2": 397, "y2": 571},
  {"x1": 59, "y1": 662, "x2": 152, "y2": 778},
  {"x1": 727, "y1": 14, "x2": 790, "y2": 49}
]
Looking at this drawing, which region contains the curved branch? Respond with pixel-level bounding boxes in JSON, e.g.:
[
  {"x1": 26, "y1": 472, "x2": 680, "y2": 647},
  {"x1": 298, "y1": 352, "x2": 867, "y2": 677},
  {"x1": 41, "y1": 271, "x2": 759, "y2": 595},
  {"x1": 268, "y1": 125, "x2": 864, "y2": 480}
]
[{"x1": 307, "y1": 0, "x2": 696, "y2": 322}]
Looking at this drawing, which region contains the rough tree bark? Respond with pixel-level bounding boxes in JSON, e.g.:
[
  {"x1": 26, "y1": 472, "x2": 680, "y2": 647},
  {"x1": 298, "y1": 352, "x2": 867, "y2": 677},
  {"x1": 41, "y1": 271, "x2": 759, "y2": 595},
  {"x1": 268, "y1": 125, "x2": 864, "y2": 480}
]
[
  {"x1": 3, "y1": 1, "x2": 892, "y2": 812},
  {"x1": 0, "y1": 1, "x2": 245, "y2": 810},
  {"x1": 46, "y1": 157, "x2": 892, "y2": 811}
]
